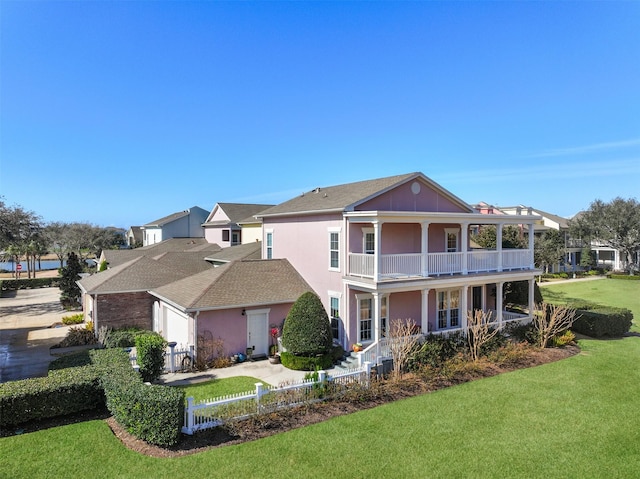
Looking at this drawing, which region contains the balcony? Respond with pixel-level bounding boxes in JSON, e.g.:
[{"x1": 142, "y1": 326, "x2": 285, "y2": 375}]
[{"x1": 348, "y1": 249, "x2": 533, "y2": 280}]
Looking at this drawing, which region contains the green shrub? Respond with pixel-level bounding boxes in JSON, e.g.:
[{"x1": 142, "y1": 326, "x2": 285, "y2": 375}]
[
  {"x1": 551, "y1": 330, "x2": 576, "y2": 347},
  {"x1": 102, "y1": 327, "x2": 151, "y2": 348},
  {"x1": 504, "y1": 322, "x2": 539, "y2": 345},
  {"x1": 280, "y1": 351, "x2": 334, "y2": 371},
  {"x1": 282, "y1": 292, "x2": 333, "y2": 356},
  {"x1": 62, "y1": 313, "x2": 84, "y2": 325},
  {"x1": 571, "y1": 307, "x2": 633, "y2": 337},
  {"x1": 0, "y1": 364, "x2": 104, "y2": 427},
  {"x1": 53, "y1": 324, "x2": 98, "y2": 349},
  {"x1": 409, "y1": 332, "x2": 467, "y2": 369},
  {"x1": 135, "y1": 333, "x2": 167, "y2": 382},
  {"x1": 607, "y1": 273, "x2": 640, "y2": 280}
]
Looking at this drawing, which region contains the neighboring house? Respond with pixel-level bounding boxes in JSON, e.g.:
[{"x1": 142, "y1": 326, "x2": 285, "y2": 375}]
[
  {"x1": 476, "y1": 202, "x2": 585, "y2": 273},
  {"x1": 203, "y1": 241, "x2": 262, "y2": 267},
  {"x1": 78, "y1": 253, "x2": 215, "y2": 333},
  {"x1": 141, "y1": 206, "x2": 209, "y2": 246},
  {"x1": 126, "y1": 226, "x2": 143, "y2": 248},
  {"x1": 149, "y1": 259, "x2": 312, "y2": 356},
  {"x1": 256, "y1": 172, "x2": 541, "y2": 354},
  {"x1": 202, "y1": 203, "x2": 273, "y2": 248}
]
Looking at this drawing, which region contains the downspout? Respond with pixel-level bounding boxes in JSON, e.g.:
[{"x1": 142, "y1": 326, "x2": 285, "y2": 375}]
[{"x1": 192, "y1": 310, "x2": 200, "y2": 361}]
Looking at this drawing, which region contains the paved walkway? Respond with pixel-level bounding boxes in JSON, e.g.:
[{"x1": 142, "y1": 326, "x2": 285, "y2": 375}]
[
  {"x1": 537, "y1": 275, "x2": 607, "y2": 287},
  {"x1": 0, "y1": 287, "x2": 71, "y2": 383}
]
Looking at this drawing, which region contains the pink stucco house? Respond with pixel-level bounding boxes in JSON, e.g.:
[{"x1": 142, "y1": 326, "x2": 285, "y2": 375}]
[{"x1": 256, "y1": 172, "x2": 540, "y2": 359}]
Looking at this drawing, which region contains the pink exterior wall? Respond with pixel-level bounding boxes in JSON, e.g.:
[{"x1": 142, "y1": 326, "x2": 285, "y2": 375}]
[
  {"x1": 196, "y1": 304, "x2": 293, "y2": 357},
  {"x1": 264, "y1": 214, "x2": 344, "y2": 309},
  {"x1": 389, "y1": 291, "x2": 422, "y2": 328},
  {"x1": 357, "y1": 179, "x2": 469, "y2": 213},
  {"x1": 204, "y1": 206, "x2": 232, "y2": 246}
]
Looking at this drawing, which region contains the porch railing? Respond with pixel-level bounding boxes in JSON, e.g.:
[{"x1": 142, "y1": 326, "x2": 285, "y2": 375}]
[
  {"x1": 357, "y1": 310, "x2": 531, "y2": 365},
  {"x1": 348, "y1": 249, "x2": 533, "y2": 280}
]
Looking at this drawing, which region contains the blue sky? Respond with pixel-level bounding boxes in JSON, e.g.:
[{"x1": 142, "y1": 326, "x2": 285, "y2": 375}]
[{"x1": 1, "y1": 1, "x2": 638, "y2": 228}]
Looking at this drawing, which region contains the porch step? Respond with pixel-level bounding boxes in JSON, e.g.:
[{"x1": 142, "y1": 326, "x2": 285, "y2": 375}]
[{"x1": 336, "y1": 351, "x2": 360, "y2": 370}]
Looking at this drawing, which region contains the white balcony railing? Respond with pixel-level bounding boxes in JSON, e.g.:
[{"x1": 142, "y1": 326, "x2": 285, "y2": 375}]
[{"x1": 348, "y1": 249, "x2": 533, "y2": 280}]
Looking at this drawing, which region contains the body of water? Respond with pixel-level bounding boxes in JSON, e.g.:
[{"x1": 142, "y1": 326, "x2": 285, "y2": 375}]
[{"x1": 0, "y1": 259, "x2": 64, "y2": 272}]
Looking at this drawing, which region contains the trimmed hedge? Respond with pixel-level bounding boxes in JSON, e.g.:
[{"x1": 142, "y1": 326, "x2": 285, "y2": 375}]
[
  {"x1": 572, "y1": 307, "x2": 633, "y2": 338},
  {"x1": 282, "y1": 291, "x2": 333, "y2": 356},
  {"x1": 94, "y1": 348, "x2": 184, "y2": 447},
  {"x1": 0, "y1": 364, "x2": 103, "y2": 427},
  {"x1": 280, "y1": 351, "x2": 334, "y2": 371},
  {"x1": 607, "y1": 274, "x2": 640, "y2": 281},
  {"x1": 0, "y1": 277, "x2": 60, "y2": 290}
]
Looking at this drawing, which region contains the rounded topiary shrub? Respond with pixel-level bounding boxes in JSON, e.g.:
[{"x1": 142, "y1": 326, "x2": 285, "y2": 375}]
[{"x1": 282, "y1": 291, "x2": 333, "y2": 359}]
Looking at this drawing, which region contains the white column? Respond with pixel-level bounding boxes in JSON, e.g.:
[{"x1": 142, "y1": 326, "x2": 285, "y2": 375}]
[
  {"x1": 497, "y1": 223, "x2": 504, "y2": 272},
  {"x1": 373, "y1": 292, "x2": 381, "y2": 343},
  {"x1": 461, "y1": 222, "x2": 469, "y2": 275},
  {"x1": 421, "y1": 221, "x2": 430, "y2": 276},
  {"x1": 373, "y1": 221, "x2": 381, "y2": 281},
  {"x1": 460, "y1": 286, "x2": 468, "y2": 329},
  {"x1": 528, "y1": 278, "x2": 535, "y2": 320},
  {"x1": 421, "y1": 288, "x2": 430, "y2": 334},
  {"x1": 496, "y1": 281, "x2": 504, "y2": 328},
  {"x1": 528, "y1": 222, "x2": 535, "y2": 269}
]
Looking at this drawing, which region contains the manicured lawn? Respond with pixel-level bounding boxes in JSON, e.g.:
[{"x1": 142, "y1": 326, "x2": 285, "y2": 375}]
[
  {"x1": 177, "y1": 376, "x2": 265, "y2": 402},
  {"x1": 541, "y1": 277, "x2": 640, "y2": 332},
  {"x1": 1, "y1": 278, "x2": 638, "y2": 478}
]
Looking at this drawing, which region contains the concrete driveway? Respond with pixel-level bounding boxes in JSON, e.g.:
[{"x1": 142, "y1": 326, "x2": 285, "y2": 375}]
[{"x1": 0, "y1": 287, "x2": 71, "y2": 383}]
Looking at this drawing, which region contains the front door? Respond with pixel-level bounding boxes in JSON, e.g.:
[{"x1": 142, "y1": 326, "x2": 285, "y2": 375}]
[
  {"x1": 472, "y1": 286, "x2": 483, "y2": 312},
  {"x1": 246, "y1": 309, "x2": 269, "y2": 357}
]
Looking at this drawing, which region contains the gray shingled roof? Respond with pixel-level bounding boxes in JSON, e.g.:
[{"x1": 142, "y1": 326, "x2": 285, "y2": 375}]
[
  {"x1": 143, "y1": 206, "x2": 208, "y2": 228},
  {"x1": 204, "y1": 242, "x2": 262, "y2": 263},
  {"x1": 256, "y1": 172, "x2": 471, "y2": 217},
  {"x1": 78, "y1": 256, "x2": 201, "y2": 294},
  {"x1": 221, "y1": 203, "x2": 273, "y2": 222},
  {"x1": 151, "y1": 259, "x2": 312, "y2": 311},
  {"x1": 102, "y1": 238, "x2": 222, "y2": 268}
]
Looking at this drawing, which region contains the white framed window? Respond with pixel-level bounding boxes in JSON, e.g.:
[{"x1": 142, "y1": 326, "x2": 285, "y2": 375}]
[
  {"x1": 266, "y1": 230, "x2": 273, "y2": 259},
  {"x1": 381, "y1": 295, "x2": 388, "y2": 337},
  {"x1": 362, "y1": 227, "x2": 375, "y2": 254},
  {"x1": 437, "y1": 289, "x2": 460, "y2": 329},
  {"x1": 232, "y1": 230, "x2": 240, "y2": 245},
  {"x1": 445, "y1": 228, "x2": 459, "y2": 253},
  {"x1": 330, "y1": 295, "x2": 341, "y2": 341},
  {"x1": 328, "y1": 228, "x2": 341, "y2": 271},
  {"x1": 356, "y1": 294, "x2": 373, "y2": 342}
]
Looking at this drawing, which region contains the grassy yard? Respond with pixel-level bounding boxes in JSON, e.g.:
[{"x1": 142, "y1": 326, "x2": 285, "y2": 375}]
[
  {"x1": 1, "y1": 278, "x2": 638, "y2": 478},
  {"x1": 178, "y1": 376, "x2": 265, "y2": 402}
]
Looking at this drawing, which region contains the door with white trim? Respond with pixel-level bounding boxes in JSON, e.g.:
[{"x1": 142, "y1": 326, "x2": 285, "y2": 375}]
[{"x1": 246, "y1": 309, "x2": 269, "y2": 357}]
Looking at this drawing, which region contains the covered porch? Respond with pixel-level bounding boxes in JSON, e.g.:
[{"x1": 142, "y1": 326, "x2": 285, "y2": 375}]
[{"x1": 345, "y1": 211, "x2": 538, "y2": 282}]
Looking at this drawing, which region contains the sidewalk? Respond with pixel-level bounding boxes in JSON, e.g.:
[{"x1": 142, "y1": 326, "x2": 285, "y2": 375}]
[
  {"x1": 0, "y1": 288, "x2": 70, "y2": 383},
  {"x1": 537, "y1": 275, "x2": 607, "y2": 287},
  {"x1": 160, "y1": 358, "x2": 308, "y2": 386}
]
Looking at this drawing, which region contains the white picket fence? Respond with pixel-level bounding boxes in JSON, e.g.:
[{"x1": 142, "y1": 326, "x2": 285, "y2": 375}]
[
  {"x1": 182, "y1": 362, "x2": 373, "y2": 435},
  {"x1": 128, "y1": 343, "x2": 194, "y2": 373}
]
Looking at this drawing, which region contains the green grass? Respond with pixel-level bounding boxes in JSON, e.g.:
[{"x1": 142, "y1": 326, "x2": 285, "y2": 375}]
[
  {"x1": 1, "y1": 279, "x2": 639, "y2": 478},
  {"x1": 541, "y1": 277, "x2": 640, "y2": 332},
  {"x1": 177, "y1": 376, "x2": 265, "y2": 402}
]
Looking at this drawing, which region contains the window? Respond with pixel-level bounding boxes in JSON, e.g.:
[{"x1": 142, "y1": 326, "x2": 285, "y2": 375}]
[
  {"x1": 232, "y1": 231, "x2": 240, "y2": 245},
  {"x1": 222, "y1": 229, "x2": 230, "y2": 242},
  {"x1": 330, "y1": 296, "x2": 340, "y2": 341},
  {"x1": 329, "y1": 231, "x2": 340, "y2": 270},
  {"x1": 437, "y1": 290, "x2": 460, "y2": 329},
  {"x1": 266, "y1": 231, "x2": 273, "y2": 259},
  {"x1": 445, "y1": 229, "x2": 459, "y2": 253},
  {"x1": 359, "y1": 297, "x2": 372, "y2": 342},
  {"x1": 363, "y1": 228, "x2": 375, "y2": 254}
]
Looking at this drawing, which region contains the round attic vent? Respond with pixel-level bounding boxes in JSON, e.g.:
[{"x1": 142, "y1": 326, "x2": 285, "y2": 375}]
[{"x1": 411, "y1": 181, "x2": 421, "y2": 195}]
